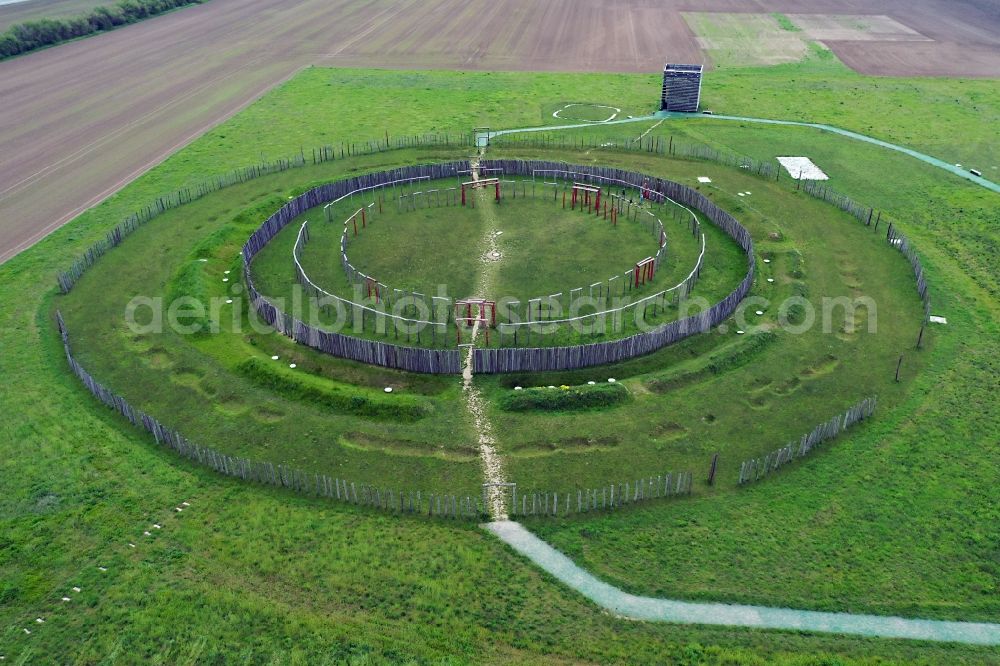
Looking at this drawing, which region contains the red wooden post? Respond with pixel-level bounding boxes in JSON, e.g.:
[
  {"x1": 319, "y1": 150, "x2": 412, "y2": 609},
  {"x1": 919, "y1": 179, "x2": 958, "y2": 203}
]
[
  {"x1": 594, "y1": 189, "x2": 601, "y2": 214},
  {"x1": 461, "y1": 184, "x2": 466, "y2": 206},
  {"x1": 634, "y1": 265, "x2": 640, "y2": 288},
  {"x1": 362, "y1": 209, "x2": 366, "y2": 228},
  {"x1": 604, "y1": 201, "x2": 608, "y2": 220},
  {"x1": 490, "y1": 303, "x2": 496, "y2": 327},
  {"x1": 466, "y1": 303, "x2": 472, "y2": 320},
  {"x1": 571, "y1": 189, "x2": 576, "y2": 209},
  {"x1": 353, "y1": 217, "x2": 358, "y2": 236},
  {"x1": 495, "y1": 182, "x2": 500, "y2": 201},
  {"x1": 563, "y1": 191, "x2": 566, "y2": 208}
]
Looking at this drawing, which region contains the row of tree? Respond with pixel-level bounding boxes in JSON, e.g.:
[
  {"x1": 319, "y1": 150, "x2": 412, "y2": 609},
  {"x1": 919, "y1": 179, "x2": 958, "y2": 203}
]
[{"x1": 0, "y1": 0, "x2": 205, "y2": 59}]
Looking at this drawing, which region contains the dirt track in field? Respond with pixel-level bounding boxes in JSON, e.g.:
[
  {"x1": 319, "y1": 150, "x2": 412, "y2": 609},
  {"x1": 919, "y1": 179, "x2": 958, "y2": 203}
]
[{"x1": 1, "y1": 0, "x2": 997, "y2": 264}]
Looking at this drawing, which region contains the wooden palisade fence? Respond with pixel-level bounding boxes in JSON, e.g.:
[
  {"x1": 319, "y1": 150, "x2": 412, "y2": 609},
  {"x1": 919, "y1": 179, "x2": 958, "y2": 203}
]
[
  {"x1": 243, "y1": 162, "x2": 471, "y2": 373},
  {"x1": 510, "y1": 471, "x2": 693, "y2": 518},
  {"x1": 58, "y1": 310, "x2": 697, "y2": 520},
  {"x1": 244, "y1": 160, "x2": 747, "y2": 374},
  {"x1": 799, "y1": 180, "x2": 931, "y2": 322},
  {"x1": 489, "y1": 133, "x2": 780, "y2": 180},
  {"x1": 472, "y1": 159, "x2": 756, "y2": 373},
  {"x1": 495, "y1": 132, "x2": 932, "y2": 324},
  {"x1": 56, "y1": 133, "x2": 474, "y2": 293},
  {"x1": 737, "y1": 396, "x2": 877, "y2": 485},
  {"x1": 57, "y1": 140, "x2": 931, "y2": 376},
  {"x1": 55, "y1": 311, "x2": 484, "y2": 519}
]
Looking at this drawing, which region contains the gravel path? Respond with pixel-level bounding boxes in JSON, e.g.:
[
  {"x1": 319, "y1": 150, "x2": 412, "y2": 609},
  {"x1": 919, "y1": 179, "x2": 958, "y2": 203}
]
[{"x1": 461, "y1": 152, "x2": 509, "y2": 520}]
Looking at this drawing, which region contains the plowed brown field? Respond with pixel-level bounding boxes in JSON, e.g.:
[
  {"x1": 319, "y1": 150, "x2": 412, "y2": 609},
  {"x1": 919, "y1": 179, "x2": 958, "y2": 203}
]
[{"x1": 1, "y1": 0, "x2": 997, "y2": 262}]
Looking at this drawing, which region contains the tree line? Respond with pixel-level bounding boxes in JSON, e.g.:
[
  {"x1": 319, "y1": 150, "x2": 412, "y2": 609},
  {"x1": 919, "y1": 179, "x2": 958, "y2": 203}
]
[{"x1": 0, "y1": 0, "x2": 205, "y2": 59}]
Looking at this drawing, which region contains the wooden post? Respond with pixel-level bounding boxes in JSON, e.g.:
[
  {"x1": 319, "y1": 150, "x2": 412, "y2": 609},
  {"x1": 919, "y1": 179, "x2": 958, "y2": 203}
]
[
  {"x1": 707, "y1": 453, "x2": 718, "y2": 486},
  {"x1": 894, "y1": 354, "x2": 904, "y2": 382},
  {"x1": 916, "y1": 324, "x2": 925, "y2": 349}
]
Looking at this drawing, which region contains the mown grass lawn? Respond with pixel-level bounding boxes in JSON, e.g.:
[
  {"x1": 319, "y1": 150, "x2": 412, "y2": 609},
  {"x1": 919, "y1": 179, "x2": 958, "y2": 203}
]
[{"x1": 1, "y1": 66, "x2": 997, "y2": 664}]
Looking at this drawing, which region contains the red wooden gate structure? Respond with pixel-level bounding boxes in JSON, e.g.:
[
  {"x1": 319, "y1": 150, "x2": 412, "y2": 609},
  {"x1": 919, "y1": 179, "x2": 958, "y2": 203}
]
[
  {"x1": 634, "y1": 257, "x2": 655, "y2": 287},
  {"x1": 454, "y1": 299, "x2": 497, "y2": 345},
  {"x1": 571, "y1": 182, "x2": 600, "y2": 213},
  {"x1": 461, "y1": 178, "x2": 501, "y2": 205}
]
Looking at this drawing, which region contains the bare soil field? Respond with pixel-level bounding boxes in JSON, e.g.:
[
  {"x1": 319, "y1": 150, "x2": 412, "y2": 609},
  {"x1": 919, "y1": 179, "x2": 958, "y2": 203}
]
[
  {"x1": 683, "y1": 4, "x2": 1000, "y2": 75},
  {"x1": 0, "y1": 0, "x2": 997, "y2": 263}
]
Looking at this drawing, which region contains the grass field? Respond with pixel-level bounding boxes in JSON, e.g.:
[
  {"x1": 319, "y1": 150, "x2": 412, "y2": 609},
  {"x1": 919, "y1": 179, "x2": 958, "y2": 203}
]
[
  {"x1": 1, "y1": 64, "x2": 998, "y2": 664},
  {"x1": 683, "y1": 12, "x2": 816, "y2": 67},
  {"x1": 247, "y1": 176, "x2": 719, "y2": 347},
  {"x1": 278, "y1": 183, "x2": 678, "y2": 303}
]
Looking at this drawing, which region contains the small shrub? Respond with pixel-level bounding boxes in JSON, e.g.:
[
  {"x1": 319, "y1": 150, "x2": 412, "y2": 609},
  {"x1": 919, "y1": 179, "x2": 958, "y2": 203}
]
[
  {"x1": 235, "y1": 358, "x2": 429, "y2": 421},
  {"x1": 498, "y1": 382, "x2": 629, "y2": 412},
  {"x1": 647, "y1": 330, "x2": 777, "y2": 393}
]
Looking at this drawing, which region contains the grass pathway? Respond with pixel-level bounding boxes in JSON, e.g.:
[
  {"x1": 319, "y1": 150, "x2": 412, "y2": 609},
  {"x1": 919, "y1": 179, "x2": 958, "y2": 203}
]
[{"x1": 486, "y1": 521, "x2": 1000, "y2": 645}]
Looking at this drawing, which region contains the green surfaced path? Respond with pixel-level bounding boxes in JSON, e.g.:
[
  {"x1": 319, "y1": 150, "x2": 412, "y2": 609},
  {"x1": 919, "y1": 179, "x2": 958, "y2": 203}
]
[
  {"x1": 479, "y1": 112, "x2": 1000, "y2": 194},
  {"x1": 486, "y1": 521, "x2": 1000, "y2": 645}
]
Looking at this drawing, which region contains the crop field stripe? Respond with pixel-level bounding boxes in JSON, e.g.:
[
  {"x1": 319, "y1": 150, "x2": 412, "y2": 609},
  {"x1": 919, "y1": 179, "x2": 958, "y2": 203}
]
[{"x1": 487, "y1": 521, "x2": 1000, "y2": 645}]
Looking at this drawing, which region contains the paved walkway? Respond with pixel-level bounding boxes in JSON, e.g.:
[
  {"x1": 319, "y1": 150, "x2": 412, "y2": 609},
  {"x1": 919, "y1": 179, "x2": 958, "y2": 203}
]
[
  {"x1": 486, "y1": 521, "x2": 1000, "y2": 645},
  {"x1": 479, "y1": 112, "x2": 1000, "y2": 195}
]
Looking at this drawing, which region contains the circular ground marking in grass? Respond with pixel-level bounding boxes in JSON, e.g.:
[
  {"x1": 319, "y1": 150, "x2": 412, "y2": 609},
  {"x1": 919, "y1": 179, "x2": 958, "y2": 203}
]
[{"x1": 552, "y1": 103, "x2": 621, "y2": 123}]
